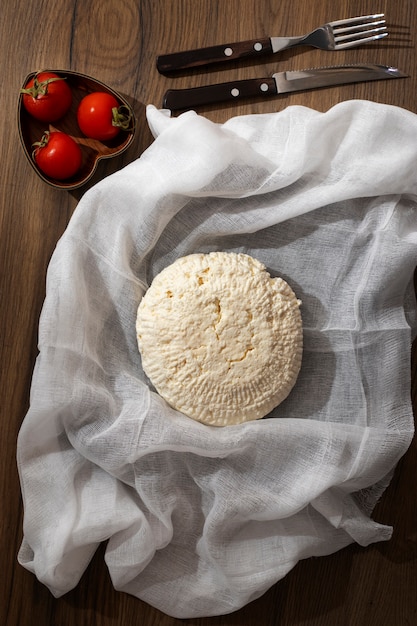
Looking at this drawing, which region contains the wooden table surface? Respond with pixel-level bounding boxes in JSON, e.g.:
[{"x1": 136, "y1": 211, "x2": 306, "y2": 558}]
[{"x1": 1, "y1": 0, "x2": 416, "y2": 624}]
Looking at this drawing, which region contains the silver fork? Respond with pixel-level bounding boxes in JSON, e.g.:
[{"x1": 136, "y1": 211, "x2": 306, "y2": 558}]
[{"x1": 157, "y1": 14, "x2": 388, "y2": 73}]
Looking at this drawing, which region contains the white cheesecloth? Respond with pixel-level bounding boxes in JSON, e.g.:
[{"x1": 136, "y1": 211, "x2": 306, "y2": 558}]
[{"x1": 17, "y1": 101, "x2": 417, "y2": 618}]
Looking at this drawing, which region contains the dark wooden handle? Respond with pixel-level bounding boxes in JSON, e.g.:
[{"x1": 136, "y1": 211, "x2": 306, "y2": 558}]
[
  {"x1": 157, "y1": 37, "x2": 273, "y2": 73},
  {"x1": 163, "y1": 77, "x2": 277, "y2": 110}
]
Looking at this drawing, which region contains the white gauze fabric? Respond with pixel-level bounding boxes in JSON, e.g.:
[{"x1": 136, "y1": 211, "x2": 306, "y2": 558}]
[{"x1": 17, "y1": 101, "x2": 417, "y2": 619}]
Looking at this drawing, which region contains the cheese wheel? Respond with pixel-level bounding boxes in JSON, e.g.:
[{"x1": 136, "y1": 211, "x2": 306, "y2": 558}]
[{"x1": 136, "y1": 252, "x2": 302, "y2": 426}]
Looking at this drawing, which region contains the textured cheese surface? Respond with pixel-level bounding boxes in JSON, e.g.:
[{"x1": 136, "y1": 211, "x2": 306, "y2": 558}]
[{"x1": 136, "y1": 252, "x2": 302, "y2": 427}]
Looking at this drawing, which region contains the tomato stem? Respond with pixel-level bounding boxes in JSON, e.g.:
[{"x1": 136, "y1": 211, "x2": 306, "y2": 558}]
[
  {"x1": 31, "y1": 131, "x2": 50, "y2": 160},
  {"x1": 111, "y1": 105, "x2": 134, "y2": 131},
  {"x1": 21, "y1": 73, "x2": 67, "y2": 99}
]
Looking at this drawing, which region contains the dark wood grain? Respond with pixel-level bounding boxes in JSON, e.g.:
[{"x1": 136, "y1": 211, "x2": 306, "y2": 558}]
[{"x1": 1, "y1": 1, "x2": 416, "y2": 625}]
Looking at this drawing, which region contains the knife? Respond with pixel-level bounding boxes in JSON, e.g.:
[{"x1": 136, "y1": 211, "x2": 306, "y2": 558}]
[{"x1": 163, "y1": 64, "x2": 407, "y2": 111}]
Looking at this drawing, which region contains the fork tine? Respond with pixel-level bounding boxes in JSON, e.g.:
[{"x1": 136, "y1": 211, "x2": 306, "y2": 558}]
[
  {"x1": 334, "y1": 19, "x2": 385, "y2": 35},
  {"x1": 329, "y1": 13, "x2": 384, "y2": 28},
  {"x1": 334, "y1": 31, "x2": 388, "y2": 49},
  {"x1": 330, "y1": 13, "x2": 388, "y2": 49},
  {"x1": 335, "y1": 26, "x2": 388, "y2": 44}
]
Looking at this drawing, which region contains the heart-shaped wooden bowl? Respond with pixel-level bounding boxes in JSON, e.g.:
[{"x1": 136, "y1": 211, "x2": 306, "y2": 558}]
[{"x1": 17, "y1": 69, "x2": 136, "y2": 190}]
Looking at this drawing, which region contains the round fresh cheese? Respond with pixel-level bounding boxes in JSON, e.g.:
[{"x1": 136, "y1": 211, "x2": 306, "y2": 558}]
[{"x1": 136, "y1": 252, "x2": 302, "y2": 426}]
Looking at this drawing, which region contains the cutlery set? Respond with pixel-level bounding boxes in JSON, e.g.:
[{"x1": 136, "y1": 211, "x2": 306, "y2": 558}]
[{"x1": 157, "y1": 13, "x2": 406, "y2": 110}]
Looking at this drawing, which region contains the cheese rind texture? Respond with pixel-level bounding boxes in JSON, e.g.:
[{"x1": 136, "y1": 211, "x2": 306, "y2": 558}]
[{"x1": 136, "y1": 252, "x2": 302, "y2": 426}]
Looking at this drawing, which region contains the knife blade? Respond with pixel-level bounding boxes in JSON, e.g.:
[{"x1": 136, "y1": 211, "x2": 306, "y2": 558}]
[{"x1": 163, "y1": 64, "x2": 407, "y2": 111}]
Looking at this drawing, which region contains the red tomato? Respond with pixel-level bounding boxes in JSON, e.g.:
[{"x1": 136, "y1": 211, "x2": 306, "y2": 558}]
[
  {"x1": 32, "y1": 131, "x2": 82, "y2": 180},
  {"x1": 21, "y1": 71, "x2": 72, "y2": 122},
  {"x1": 77, "y1": 92, "x2": 133, "y2": 141}
]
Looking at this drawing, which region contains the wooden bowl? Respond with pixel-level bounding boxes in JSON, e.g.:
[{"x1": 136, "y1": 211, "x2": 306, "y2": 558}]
[{"x1": 17, "y1": 69, "x2": 136, "y2": 190}]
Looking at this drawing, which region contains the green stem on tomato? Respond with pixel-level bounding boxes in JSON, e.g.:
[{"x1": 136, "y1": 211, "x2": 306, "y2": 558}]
[
  {"x1": 20, "y1": 74, "x2": 67, "y2": 98},
  {"x1": 111, "y1": 105, "x2": 134, "y2": 131},
  {"x1": 31, "y1": 131, "x2": 50, "y2": 160}
]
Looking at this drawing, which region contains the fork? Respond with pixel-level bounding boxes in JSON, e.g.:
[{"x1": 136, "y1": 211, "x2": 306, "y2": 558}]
[{"x1": 157, "y1": 14, "x2": 388, "y2": 73}]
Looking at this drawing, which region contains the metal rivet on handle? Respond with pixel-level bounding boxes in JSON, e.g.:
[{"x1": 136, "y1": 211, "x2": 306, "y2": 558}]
[
  {"x1": 254, "y1": 42, "x2": 263, "y2": 51},
  {"x1": 224, "y1": 47, "x2": 233, "y2": 56},
  {"x1": 231, "y1": 88, "x2": 240, "y2": 97},
  {"x1": 260, "y1": 83, "x2": 269, "y2": 92}
]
